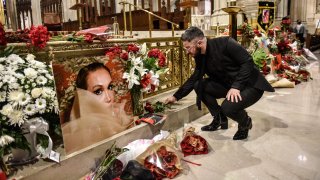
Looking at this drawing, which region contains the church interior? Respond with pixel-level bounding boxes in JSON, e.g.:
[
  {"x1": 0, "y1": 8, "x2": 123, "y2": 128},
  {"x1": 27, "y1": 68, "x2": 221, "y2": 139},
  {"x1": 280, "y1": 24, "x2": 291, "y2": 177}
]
[{"x1": 0, "y1": 0, "x2": 320, "y2": 179}]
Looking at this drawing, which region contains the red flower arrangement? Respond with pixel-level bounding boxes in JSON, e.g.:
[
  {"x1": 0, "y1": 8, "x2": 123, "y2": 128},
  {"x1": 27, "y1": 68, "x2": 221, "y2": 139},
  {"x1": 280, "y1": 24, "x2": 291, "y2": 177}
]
[
  {"x1": 180, "y1": 127, "x2": 208, "y2": 157},
  {"x1": 144, "y1": 146, "x2": 180, "y2": 179},
  {"x1": 148, "y1": 48, "x2": 167, "y2": 67},
  {"x1": 0, "y1": 23, "x2": 7, "y2": 46},
  {"x1": 28, "y1": 25, "x2": 50, "y2": 49}
]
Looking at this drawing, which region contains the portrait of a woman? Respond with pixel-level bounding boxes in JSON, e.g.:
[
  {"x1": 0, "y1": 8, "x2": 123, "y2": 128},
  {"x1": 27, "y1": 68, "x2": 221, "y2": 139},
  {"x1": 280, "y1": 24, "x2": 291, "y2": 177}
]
[{"x1": 61, "y1": 62, "x2": 133, "y2": 154}]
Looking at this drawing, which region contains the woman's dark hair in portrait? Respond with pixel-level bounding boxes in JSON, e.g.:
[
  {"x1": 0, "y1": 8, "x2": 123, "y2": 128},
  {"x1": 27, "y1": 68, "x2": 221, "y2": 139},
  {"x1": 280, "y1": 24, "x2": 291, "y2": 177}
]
[{"x1": 76, "y1": 62, "x2": 111, "y2": 90}]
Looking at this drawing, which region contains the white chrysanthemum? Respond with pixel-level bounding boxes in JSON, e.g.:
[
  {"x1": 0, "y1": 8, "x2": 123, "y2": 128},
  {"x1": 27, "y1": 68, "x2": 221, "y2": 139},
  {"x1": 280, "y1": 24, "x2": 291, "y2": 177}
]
[
  {"x1": 36, "y1": 76, "x2": 48, "y2": 85},
  {"x1": 0, "y1": 57, "x2": 6, "y2": 63},
  {"x1": 42, "y1": 87, "x2": 54, "y2": 98},
  {"x1": 8, "y1": 110, "x2": 25, "y2": 126},
  {"x1": 38, "y1": 69, "x2": 48, "y2": 74},
  {"x1": 0, "y1": 64, "x2": 4, "y2": 72},
  {"x1": 24, "y1": 67, "x2": 38, "y2": 79},
  {"x1": 32, "y1": 83, "x2": 37, "y2": 87},
  {"x1": 7, "y1": 54, "x2": 25, "y2": 65},
  {"x1": 0, "y1": 91, "x2": 7, "y2": 102},
  {"x1": 3, "y1": 75, "x2": 17, "y2": 84},
  {"x1": 8, "y1": 91, "x2": 24, "y2": 104},
  {"x1": 35, "y1": 98, "x2": 47, "y2": 109},
  {"x1": 19, "y1": 93, "x2": 31, "y2": 106},
  {"x1": 0, "y1": 104, "x2": 13, "y2": 116},
  {"x1": 0, "y1": 135, "x2": 15, "y2": 147},
  {"x1": 31, "y1": 88, "x2": 42, "y2": 98},
  {"x1": 14, "y1": 73, "x2": 25, "y2": 79},
  {"x1": 24, "y1": 104, "x2": 36, "y2": 115},
  {"x1": 45, "y1": 73, "x2": 54, "y2": 80},
  {"x1": 32, "y1": 61, "x2": 46, "y2": 69},
  {"x1": 26, "y1": 54, "x2": 36, "y2": 62},
  {"x1": 10, "y1": 83, "x2": 20, "y2": 90},
  {"x1": 24, "y1": 84, "x2": 29, "y2": 89}
]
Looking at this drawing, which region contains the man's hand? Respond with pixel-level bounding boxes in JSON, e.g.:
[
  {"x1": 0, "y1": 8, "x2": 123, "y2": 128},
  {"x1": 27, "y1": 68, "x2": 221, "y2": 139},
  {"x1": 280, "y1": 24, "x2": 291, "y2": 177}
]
[
  {"x1": 226, "y1": 88, "x2": 242, "y2": 103},
  {"x1": 165, "y1": 96, "x2": 177, "y2": 104}
]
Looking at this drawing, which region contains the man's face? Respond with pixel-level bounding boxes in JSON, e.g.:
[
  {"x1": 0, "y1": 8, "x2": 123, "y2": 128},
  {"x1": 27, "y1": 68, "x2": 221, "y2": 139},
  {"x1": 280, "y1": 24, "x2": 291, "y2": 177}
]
[{"x1": 183, "y1": 39, "x2": 201, "y2": 57}]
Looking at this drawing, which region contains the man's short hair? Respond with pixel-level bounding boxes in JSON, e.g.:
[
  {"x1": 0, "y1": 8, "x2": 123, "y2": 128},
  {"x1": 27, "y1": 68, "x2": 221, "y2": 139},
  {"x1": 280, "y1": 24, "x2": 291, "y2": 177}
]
[{"x1": 181, "y1": 26, "x2": 204, "y2": 42}]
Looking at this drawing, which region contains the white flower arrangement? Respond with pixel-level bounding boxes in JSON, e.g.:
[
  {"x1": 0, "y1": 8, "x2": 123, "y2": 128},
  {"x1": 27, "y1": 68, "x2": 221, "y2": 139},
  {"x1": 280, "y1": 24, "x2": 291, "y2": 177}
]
[{"x1": 0, "y1": 53, "x2": 59, "y2": 157}]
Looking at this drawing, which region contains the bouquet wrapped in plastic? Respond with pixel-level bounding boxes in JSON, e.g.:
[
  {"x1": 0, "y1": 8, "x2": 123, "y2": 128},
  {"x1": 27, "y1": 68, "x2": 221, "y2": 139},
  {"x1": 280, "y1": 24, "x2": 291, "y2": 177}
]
[
  {"x1": 180, "y1": 127, "x2": 208, "y2": 157},
  {"x1": 136, "y1": 134, "x2": 182, "y2": 179}
]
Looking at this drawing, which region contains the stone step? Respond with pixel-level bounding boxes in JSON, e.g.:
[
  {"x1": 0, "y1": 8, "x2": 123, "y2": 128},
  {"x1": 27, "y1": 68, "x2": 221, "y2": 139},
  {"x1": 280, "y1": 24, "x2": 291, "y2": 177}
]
[{"x1": 13, "y1": 90, "x2": 208, "y2": 180}]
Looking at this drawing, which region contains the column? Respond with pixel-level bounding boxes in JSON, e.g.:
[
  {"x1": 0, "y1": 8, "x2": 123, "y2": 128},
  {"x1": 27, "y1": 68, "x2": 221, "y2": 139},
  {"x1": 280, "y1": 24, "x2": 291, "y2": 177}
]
[
  {"x1": 6, "y1": 0, "x2": 18, "y2": 30},
  {"x1": 31, "y1": 0, "x2": 42, "y2": 25}
]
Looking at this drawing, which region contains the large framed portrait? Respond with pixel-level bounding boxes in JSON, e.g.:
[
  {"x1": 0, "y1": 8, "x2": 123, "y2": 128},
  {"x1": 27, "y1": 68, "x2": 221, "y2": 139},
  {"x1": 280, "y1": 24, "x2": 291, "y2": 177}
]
[{"x1": 52, "y1": 55, "x2": 134, "y2": 154}]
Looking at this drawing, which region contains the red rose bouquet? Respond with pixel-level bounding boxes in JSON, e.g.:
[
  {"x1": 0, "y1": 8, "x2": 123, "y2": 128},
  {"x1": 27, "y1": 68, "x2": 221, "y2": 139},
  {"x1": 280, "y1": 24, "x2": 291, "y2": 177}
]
[
  {"x1": 136, "y1": 133, "x2": 182, "y2": 179},
  {"x1": 180, "y1": 127, "x2": 208, "y2": 157},
  {"x1": 28, "y1": 25, "x2": 50, "y2": 49}
]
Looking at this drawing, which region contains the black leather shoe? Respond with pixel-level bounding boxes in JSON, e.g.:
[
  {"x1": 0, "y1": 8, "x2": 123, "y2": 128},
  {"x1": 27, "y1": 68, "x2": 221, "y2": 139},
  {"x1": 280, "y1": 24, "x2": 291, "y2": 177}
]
[
  {"x1": 233, "y1": 116, "x2": 252, "y2": 140},
  {"x1": 201, "y1": 111, "x2": 228, "y2": 131}
]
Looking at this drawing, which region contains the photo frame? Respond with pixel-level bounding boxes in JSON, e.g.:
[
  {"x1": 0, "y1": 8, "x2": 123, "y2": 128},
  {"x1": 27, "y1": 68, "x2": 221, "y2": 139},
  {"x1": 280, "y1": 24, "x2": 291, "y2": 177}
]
[{"x1": 52, "y1": 55, "x2": 134, "y2": 154}]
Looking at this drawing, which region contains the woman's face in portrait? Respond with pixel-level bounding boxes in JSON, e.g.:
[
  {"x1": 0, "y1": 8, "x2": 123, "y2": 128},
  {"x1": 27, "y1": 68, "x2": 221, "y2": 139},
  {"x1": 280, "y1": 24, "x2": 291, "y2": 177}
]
[{"x1": 86, "y1": 68, "x2": 115, "y2": 105}]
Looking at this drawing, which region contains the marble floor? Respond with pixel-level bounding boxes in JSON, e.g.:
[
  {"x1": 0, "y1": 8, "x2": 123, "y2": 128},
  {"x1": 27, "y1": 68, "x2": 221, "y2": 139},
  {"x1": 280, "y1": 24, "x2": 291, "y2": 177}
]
[{"x1": 172, "y1": 59, "x2": 320, "y2": 180}]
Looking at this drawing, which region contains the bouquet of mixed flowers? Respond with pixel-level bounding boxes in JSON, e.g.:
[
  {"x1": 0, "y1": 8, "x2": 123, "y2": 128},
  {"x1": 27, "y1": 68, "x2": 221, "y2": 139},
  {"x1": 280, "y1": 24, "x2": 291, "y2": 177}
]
[
  {"x1": 105, "y1": 43, "x2": 167, "y2": 92},
  {"x1": 105, "y1": 43, "x2": 168, "y2": 115},
  {"x1": 0, "y1": 53, "x2": 59, "y2": 159}
]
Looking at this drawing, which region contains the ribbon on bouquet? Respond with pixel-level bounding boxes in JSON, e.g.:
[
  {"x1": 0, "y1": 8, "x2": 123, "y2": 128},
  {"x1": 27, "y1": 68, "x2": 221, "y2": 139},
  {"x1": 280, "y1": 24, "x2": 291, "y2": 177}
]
[{"x1": 27, "y1": 117, "x2": 53, "y2": 159}]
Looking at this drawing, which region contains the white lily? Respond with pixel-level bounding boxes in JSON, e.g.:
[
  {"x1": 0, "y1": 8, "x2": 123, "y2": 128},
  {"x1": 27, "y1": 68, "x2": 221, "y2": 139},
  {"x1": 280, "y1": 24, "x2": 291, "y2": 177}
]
[
  {"x1": 140, "y1": 43, "x2": 147, "y2": 55},
  {"x1": 123, "y1": 68, "x2": 140, "y2": 89}
]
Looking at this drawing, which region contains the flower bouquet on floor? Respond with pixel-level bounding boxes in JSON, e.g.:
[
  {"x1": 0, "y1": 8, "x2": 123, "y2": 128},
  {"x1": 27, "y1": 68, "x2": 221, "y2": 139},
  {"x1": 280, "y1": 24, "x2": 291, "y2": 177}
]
[
  {"x1": 88, "y1": 142, "x2": 128, "y2": 180},
  {"x1": 0, "y1": 53, "x2": 60, "y2": 167},
  {"x1": 180, "y1": 127, "x2": 208, "y2": 157},
  {"x1": 136, "y1": 133, "x2": 182, "y2": 179}
]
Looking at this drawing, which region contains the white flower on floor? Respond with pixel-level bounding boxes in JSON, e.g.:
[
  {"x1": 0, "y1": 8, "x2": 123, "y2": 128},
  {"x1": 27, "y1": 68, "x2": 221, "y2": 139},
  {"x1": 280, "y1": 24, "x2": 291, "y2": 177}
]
[
  {"x1": 35, "y1": 98, "x2": 47, "y2": 109},
  {"x1": 24, "y1": 67, "x2": 38, "y2": 79},
  {"x1": 36, "y1": 76, "x2": 48, "y2": 85},
  {"x1": 24, "y1": 104, "x2": 36, "y2": 115},
  {"x1": 8, "y1": 110, "x2": 25, "y2": 126},
  {"x1": 0, "y1": 135, "x2": 15, "y2": 147}
]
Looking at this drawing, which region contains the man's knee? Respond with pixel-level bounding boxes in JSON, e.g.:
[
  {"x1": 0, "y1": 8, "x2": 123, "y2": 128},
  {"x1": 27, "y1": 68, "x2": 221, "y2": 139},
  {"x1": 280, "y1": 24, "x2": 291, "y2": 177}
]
[{"x1": 221, "y1": 102, "x2": 235, "y2": 116}]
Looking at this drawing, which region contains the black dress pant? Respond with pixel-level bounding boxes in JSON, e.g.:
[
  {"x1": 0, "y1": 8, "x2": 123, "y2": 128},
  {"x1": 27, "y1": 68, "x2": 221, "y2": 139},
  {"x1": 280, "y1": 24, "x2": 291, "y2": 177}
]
[{"x1": 194, "y1": 78, "x2": 264, "y2": 126}]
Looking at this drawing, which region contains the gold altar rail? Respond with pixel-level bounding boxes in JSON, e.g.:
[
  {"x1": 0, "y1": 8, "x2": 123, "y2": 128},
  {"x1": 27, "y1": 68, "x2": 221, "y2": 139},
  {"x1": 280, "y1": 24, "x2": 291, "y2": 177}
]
[
  {"x1": 9, "y1": 37, "x2": 193, "y2": 99},
  {"x1": 118, "y1": 1, "x2": 179, "y2": 38}
]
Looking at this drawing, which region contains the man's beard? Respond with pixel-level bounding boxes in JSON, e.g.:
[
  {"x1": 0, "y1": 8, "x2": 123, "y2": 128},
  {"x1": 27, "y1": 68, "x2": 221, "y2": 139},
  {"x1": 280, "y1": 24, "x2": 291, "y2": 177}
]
[{"x1": 194, "y1": 47, "x2": 201, "y2": 57}]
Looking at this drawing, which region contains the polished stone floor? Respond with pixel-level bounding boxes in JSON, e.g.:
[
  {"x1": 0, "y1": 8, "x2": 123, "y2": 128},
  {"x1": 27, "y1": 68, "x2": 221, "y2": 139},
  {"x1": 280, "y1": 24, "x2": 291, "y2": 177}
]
[{"x1": 173, "y1": 59, "x2": 320, "y2": 180}]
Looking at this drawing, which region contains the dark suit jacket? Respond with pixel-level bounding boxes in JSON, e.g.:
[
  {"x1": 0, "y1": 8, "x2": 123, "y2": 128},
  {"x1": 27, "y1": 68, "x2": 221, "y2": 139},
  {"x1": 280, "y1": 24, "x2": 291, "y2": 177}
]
[{"x1": 174, "y1": 36, "x2": 274, "y2": 100}]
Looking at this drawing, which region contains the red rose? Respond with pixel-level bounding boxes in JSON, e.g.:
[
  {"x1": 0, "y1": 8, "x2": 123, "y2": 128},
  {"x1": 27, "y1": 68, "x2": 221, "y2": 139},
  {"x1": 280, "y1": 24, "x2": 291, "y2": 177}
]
[
  {"x1": 105, "y1": 51, "x2": 115, "y2": 60},
  {"x1": 120, "y1": 52, "x2": 128, "y2": 60},
  {"x1": 140, "y1": 73, "x2": 152, "y2": 89},
  {"x1": 144, "y1": 101, "x2": 154, "y2": 113},
  {"x1": 127, "y1": 43, "x2": 139, "y2": 53},
  {"x1": 148, "y1": 48, "x2": 161, "y2": 58},
  {"x1": 158, "y1": 53, "x2": 166, "y2": 67},
  {"x1": 28, "y1": 25, "x2": 50, "y2": 49},
  {"x1": 180, "y1": 134, "x2": 209, "y2": 157}
]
